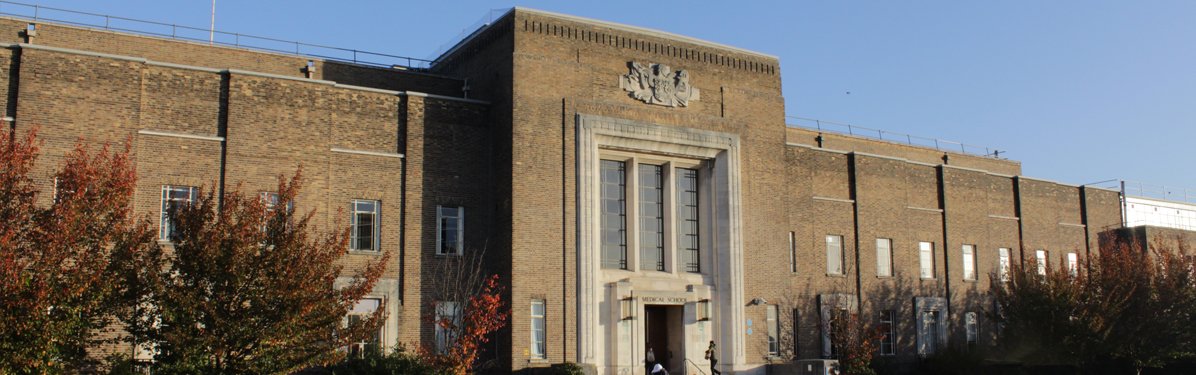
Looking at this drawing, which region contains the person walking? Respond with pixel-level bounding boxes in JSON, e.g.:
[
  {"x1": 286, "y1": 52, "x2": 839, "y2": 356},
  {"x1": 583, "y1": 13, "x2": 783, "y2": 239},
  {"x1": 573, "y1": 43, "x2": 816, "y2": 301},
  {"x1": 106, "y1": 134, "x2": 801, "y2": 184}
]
[
  {"x1": 651, "y1": 363, "x2": 669, "y2": 375},
  {"x1": 645, "y1": 347, "x2": 656, "y2": 375},
  {"x1": 704, "y1": 341, "x2": 721, "y2": 375}
]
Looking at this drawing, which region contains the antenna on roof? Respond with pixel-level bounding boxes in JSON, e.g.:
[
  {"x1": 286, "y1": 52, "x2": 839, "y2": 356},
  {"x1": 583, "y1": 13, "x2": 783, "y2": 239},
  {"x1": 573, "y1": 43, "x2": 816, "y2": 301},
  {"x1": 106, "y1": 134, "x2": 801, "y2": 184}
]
[{"x1": 209, "y1": 0, "x2": 216, "y2": 45}]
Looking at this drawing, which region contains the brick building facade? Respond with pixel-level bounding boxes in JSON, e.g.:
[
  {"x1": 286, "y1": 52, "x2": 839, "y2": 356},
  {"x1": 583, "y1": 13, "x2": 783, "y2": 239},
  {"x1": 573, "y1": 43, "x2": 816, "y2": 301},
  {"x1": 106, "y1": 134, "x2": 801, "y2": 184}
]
[{"x1": 4, "y1": 7, "x2": 1133, "y2": 374}]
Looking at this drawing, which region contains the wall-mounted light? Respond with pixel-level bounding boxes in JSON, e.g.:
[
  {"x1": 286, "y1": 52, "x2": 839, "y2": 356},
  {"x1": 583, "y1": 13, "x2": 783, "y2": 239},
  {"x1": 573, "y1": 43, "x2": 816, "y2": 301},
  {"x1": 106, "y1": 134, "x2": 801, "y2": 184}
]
[
  {"x1": 697, "y1": 299, "x2": 711, "y2": 321},
  {"x1": 749, "y1": 297, "x2": 768, "y2": 306},
  {"x1": 621, "y1": 296, "x2": 636, "y2": 320}
]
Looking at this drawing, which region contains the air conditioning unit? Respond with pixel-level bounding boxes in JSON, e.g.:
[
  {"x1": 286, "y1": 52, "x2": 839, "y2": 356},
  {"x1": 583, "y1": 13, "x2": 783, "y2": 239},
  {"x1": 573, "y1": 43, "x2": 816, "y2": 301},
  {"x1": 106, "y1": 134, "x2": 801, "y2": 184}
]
[{"x1": 794, "y1": 359, "x2": 840, "y2": 375}]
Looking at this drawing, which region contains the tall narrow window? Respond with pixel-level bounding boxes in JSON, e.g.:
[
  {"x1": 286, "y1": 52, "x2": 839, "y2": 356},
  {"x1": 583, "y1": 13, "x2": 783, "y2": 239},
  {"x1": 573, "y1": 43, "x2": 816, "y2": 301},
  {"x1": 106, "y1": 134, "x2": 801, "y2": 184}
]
[
  {"x1": 350, "y1": 200, "x2": 380, "y2": 251},
  {"x1": 962, "y1": 244, "x2": 977, "y2": 281},
  {"x1": 997, "y1": 248, "x2": 1011, "y2": 282},
  {"x1": 766, "y1": 304, "x2": 780, "y2": 356},
  {"x1": 677, "y1": 167, "x2": 700, "y2": 273},
  {"x1": 965, "y1": 312, "x2": 979, "y2": 347},
  {"x1": 160, "y1": 185, "x2": 199, "y2": 241},
  {"x1": 876, "y1": 238, "x2": 893, "y2": 277},
  {"x1": 437, "y1": 206, "x2": 464, "y2": 255},
  {"x1": 600, "y1": 160, "x2": 627, "y2": 269},
  {"x1": 435, "y1": 301, "x2": 460, "y2": 354},
  {"x1": 919, "y1": 242, "x2": 935, "y2": 279},
  {"x1": 791, "y1": 309, "x2": 801, "y2": 358},
  {"x1": 347, "y1": 298, "x2": 382, "y2": 358},
  {"x1": 1035, "y1": 249, "x2": 1048, "y2": 276},
  {"x1": 879, "y1": 310, "x2": 896, "y2": 356},
  {"x1": 919, "y1": 310, "x2": 940, "y2": 356},
  {"x1": 790, "y1": 232, "x2": 798, "y2": 273},
  {"x1": 530, "y1": 299, "x2": 546, "y2": 359},
  {"x1": 639, "y1": 164, "x2": 665, "y2": 271},
  {"x1": 1066, "y1": 252, "x2": 1079, "y2": 276},
  {"x1": 826, "y1": 235, "x2": 844, "y2": 275}
]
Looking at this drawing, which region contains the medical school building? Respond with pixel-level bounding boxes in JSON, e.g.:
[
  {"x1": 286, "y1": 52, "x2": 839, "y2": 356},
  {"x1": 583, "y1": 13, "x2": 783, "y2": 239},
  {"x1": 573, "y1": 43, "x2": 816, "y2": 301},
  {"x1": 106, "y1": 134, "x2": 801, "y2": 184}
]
[{"x1": 5, "y1": 5, "x2": 1192, "y2": 374}]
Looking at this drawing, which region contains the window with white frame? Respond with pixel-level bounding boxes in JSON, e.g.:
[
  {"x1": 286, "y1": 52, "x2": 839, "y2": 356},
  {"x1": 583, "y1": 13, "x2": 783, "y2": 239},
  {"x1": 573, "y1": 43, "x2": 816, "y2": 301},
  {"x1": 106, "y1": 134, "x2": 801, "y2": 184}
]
[
  {"x1": 1035, "y1": 249, "x2": 1048, "y2": 276},
  {"x1": 766, "y1": 304, "x2": 780, "y2": 356},
  {"x1": 826, "y1": 235, "x2": 844, "y2": 275},
  {"x1": 599, "y1": 155, "x2": 704, "y2": 273},
  {"x1": 876, "y1": 238, "x2": 893, "y2": 277},
  {"x1": 879, "y1": 310, "x2": 896, "y2": 356},
  {"x1": 1066, "y1": 252, "x2": 1079, "y2": 276},
  {"x1": 530, "y1": 299, "x2": 546, "y2": 359},
  {"x1": 965, "y1": 311, "x2": 979, "y2": 347},
  {"x1": 435, "y1": 301, "x2": 460, "y2": 353},
  {"x1": 962, "y1": 244, "x2": 977, "y2": 281},
  {"x1": 919, "y1": 242, "x2": 935, "y2": 279},
  {"x1": 998, "y1": 248, "x2": 1011, "y2": 282},
  {"x1": 160, "y1": 185, "x2": 199, "y2": 241},
  {"x1": 437, "y1": 206, "x2": 464, "y2": 255},
  {"x1": 259, "y1": 192, "x2": 293, "y2": 234},
  {"x1": 350, "y1": 200, "x2": 380, "y2": 251},
  {"x1": 347, "y1": 298, "x2": 382, "y2": 358},
  {"x1": 918, "y1": 310, "x2": 940, "y2": 356}
]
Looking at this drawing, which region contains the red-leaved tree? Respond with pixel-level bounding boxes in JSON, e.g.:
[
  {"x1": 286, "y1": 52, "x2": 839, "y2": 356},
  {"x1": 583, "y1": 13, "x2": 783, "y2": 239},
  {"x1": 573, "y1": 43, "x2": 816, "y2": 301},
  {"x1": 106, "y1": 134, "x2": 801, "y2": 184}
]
[
  {"x1": 421, "y1": 251, "x2": 509, "y2": 375},
  {"x1": 126, "y1": 171, "x2": 390, "y2": 373},
  {"x1": 0, "y1": 127, "x2": 154, "y2": 372}
]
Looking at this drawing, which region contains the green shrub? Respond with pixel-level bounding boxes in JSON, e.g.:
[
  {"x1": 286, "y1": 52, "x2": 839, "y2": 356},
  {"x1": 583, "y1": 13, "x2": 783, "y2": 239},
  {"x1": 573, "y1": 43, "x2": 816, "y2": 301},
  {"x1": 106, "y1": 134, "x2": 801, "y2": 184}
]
[{"x1": 328, "y1": 345, "x2": 446, "y2": 375}]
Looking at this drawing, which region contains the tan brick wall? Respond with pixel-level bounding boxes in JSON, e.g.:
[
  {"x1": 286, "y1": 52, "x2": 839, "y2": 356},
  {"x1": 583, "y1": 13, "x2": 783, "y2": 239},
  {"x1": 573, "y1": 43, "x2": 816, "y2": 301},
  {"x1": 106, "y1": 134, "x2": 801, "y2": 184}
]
[{"x1": 1, "y1": 9, "x2": 1136, "y2": 373}]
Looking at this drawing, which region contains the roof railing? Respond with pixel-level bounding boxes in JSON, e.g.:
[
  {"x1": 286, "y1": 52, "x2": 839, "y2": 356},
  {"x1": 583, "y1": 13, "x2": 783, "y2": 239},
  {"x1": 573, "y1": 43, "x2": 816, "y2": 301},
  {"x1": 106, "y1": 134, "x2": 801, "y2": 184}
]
[
  {"x1": 1092, "y1": 180, "x2": 1196, "y2": 205},
  {"x1": 0, "y1": 0, "x2": 435, "y2": 69},
  {"x1": 786, "y1": 116, "x2": 1006, "y2": 159}
]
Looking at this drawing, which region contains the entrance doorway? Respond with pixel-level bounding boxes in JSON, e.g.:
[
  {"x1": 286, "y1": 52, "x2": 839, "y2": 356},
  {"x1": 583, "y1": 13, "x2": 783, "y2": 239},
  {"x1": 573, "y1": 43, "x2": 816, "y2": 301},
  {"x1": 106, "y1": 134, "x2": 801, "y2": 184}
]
[{"x1": 644, "y1": 305, "x2": 684, "y2": 374}]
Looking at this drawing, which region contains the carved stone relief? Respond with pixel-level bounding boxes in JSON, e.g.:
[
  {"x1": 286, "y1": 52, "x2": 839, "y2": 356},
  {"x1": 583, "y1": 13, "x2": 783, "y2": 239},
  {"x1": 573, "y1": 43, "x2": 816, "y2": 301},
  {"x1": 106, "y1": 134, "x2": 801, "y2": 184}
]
[{"x1": 619, "y1": 61, "x2": 700, "y2": 107}]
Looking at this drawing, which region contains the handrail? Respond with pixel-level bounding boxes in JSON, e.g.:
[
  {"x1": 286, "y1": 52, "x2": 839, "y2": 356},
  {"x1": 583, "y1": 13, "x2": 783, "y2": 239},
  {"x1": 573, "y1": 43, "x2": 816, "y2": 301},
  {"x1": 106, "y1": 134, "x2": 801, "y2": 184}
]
[
  {"x1": 0, "y1": 0, "x2": 435, "y2": 69},
  {"x1": 786, "y1": 115, "x2": 1005, "y2": 159},
  {"x1": 683, "y1": 358, "x2": 709, "y2": 375}
]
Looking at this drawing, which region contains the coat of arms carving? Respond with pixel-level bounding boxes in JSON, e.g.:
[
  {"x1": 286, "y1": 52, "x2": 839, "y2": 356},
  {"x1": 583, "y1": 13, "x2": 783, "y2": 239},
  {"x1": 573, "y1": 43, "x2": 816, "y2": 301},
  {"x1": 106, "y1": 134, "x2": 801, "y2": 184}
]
[{"x1": 619, "y1": 61, "x2": 700, "y2": 107}]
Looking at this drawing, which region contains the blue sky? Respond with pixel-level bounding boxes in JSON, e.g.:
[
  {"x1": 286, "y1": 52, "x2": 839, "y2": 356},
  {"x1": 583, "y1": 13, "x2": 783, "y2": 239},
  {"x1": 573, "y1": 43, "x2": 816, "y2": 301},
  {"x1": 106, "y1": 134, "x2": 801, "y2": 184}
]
[{"x1": 16, "y1": 1, "x2": 1196, "y2": 194}]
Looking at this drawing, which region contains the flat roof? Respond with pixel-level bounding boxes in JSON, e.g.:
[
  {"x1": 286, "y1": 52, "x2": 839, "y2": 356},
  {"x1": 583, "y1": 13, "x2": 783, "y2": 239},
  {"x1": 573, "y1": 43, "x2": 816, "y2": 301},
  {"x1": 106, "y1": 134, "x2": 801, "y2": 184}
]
[{"x1": 433, "y1": 7, "x2": 779, "y2": 65}]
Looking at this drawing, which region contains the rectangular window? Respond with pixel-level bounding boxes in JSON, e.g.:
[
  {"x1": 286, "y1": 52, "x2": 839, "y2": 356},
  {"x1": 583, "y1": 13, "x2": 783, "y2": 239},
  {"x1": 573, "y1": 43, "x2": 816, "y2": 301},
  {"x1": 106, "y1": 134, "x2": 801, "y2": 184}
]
[
  {"x1": 347, "y1": 298, "x2": 382, "y2": 358},
  {"x1": 876, "y1": 238, "x2": 893, "y2": 277},
  {"x1": 919, "y1": 242, "x2": 935, "y2": 279},
  {"x1": 965, "y1": 311, "x2": 979, "y2": 347},
  {"x1": 962, "y1": 244, "x2": 977, "y2": 281},
  {"x1": 791, "y1": 309, "x2": 801, "y2": 358},
  {"x1": 766, "y1": 304, "x2": 779, "y2": 356},
  {"x1": 1035, "y1": 249, "x2": 1048, "y2": 276},
  {"x1": 790, "y1": 232, "x2": 798, "y2": 273},
  {"x1": 437, "y1": 206, "x2": 464, "y2": 255},
  {"x1": 435, "y1": 301, "x2": 460, "y2": 354},
  {"x1": 998, "y1": 248, "x2": 1011, "y2": 282},
  {"x1": 350, "y1": 200, "x2": 380, "y2": 251},
  {"x1": 530, "y1": 300, "x2": 546, "y2": 359},
  {"x1": 1067, "y1": 252, "x2": 1079, "y2": 276},
  {"x1": 826, "y1": 235, "x2": 844, "y2": 275},
  {"x1": 677, "y1": 167, "x2": 700, "y2": 273},
  {"x1": 160, "y1": 185, "x2": 199, "y2": 241},
  {"x1": 639, "y1": 164, "x2": 665, "y2": 271},
  {"x1": 879, "y1": 310, "x2": 896, "y2": 356},
  {"x1": 919, "y1": 310, "x2": 940, "y2": 356},
  {"x1": 600, "y1": 160, "x2": 627, "y2": 270}
]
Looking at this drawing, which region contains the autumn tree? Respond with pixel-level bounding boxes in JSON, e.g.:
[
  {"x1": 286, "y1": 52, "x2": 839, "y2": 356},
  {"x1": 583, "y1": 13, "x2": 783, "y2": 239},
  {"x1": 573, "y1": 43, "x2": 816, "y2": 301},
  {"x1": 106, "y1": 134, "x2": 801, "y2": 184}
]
[
  {"x1": 0, "y1": 127, "x2": 155, "y2": 373},
  {"x1": 126, "y1": 171, "x2": 390, "y2": 373},
  {"x1": 826, "y1": 308, "x2": 883, "y2": 375},
  {"x1": 992, "y1": 240, "x2": 1196, "y2": 373},
  {"x1": 420, "y1": 250, "x2": 509, "y2": 375}
]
